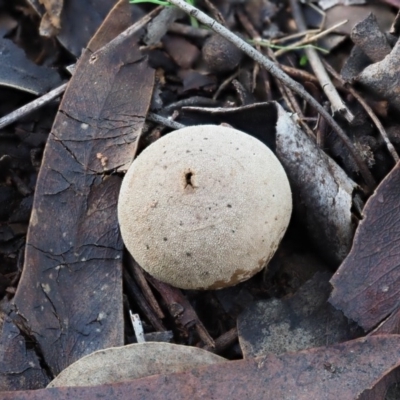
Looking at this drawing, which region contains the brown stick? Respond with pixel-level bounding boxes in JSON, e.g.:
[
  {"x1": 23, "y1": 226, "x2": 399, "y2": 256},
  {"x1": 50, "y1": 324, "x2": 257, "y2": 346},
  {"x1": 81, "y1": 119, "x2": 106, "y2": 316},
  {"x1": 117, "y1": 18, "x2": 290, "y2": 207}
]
[
  {"x1": 123, "y1": 269, "x2": 166, "y2": 331},
  {"x1": 126, "y1": 256, "x2": 165, "y2": 319},
  {"x1": 288, "y1": 0, "x2": 354, "y2": 123},
  {"x1": 0, "y1": 84, "x2": 67, "y2": 130},
  {"x1": 202, "y1": 327, "x2": 238, "y2": 354},
  {"x1": 147, "y1": 275, "x2": 215, "y2": 347}
]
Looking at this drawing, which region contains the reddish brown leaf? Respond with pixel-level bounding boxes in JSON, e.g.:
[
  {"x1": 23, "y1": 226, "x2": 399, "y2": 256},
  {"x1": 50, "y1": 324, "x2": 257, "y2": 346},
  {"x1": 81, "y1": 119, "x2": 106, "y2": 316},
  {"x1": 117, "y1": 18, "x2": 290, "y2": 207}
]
[
  {"x1": 371, "y1": 308, "x2": 400, "y2": 335},
  {"x1": 2, "y1": 335, "x2": 400, "y2": 399},
  {"x1": 330, "y1": 161, "x2": 400, "y2": 330}
]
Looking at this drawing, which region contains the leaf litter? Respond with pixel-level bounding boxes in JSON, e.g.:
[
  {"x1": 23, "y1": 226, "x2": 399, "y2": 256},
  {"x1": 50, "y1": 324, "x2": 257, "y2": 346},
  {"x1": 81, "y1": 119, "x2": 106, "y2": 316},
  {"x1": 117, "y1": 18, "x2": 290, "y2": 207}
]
[{"x1": 1, "y1": 0, "x2": 400, "y2": 398}]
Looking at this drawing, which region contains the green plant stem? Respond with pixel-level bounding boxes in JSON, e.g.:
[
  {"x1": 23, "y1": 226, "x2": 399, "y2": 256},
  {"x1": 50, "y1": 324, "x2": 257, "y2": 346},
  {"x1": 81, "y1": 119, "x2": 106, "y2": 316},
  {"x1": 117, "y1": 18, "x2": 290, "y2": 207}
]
[
  {"x1": 248, "y1": 39, "x2": 329, "y2": 54},
  {"x1": 130, "y1": 0, "x2": 172, "y2": 6}
]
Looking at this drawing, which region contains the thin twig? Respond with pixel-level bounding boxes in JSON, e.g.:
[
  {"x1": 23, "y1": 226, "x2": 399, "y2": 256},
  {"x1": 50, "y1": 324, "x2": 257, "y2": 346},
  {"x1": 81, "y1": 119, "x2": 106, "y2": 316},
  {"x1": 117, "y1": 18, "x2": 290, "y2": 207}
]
[
  {"x1": 126, "y1": 255, "x2": 165, "y2": 319},
  {"x1": 147, "y1": 112, "x2": 185, "y2": 129},
  {"x1": 280, "y1": 65, "x2": 320, "y2": 85},
  {"x1": 271, "y1": 29, "x2": 320, "y2": 44},
  {"x1": 273, "y1": 19, "x2": 348, "y2": 57},
  {"x1": 167, "y1": 0, "x2": 375, "y2": 188},
  {"x1": 202, "y1": 327, "x2": 238, "y2": 354},
  {"x1": 0, "y1": 90, "x2": 182, "y2": 134},
  {"x1": 212, "y1": 70, "x2": 239, "y2": 100},
  {"x1": 124, "y1": 269, "x2": 166, "y2": 331},
  {"x1": 288, "y1": 0, "x2": 354, "y2": 124},
  {"x1": 322, "y1": 60, "x2": 400, "y2": 163},
  {"x1": 0, "y1": 83, "x2": 67, "y2": 130},
  {"x1": 146, "y1": 274, "x2": 215, "y2": 347}
]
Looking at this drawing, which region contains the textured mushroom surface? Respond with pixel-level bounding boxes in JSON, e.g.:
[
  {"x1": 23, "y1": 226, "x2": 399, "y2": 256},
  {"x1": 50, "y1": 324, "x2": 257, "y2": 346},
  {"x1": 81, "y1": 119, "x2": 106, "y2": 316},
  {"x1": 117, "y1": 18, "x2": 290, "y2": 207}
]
[
  {"x1": 48, "y1": 343, "x2": 226, "y2": 387},
  {"x1": 202, "y1": 34, "x2": 243, "y2": 73},
  {"x1": 118, "y1": 125, "x2": 292, "y2": 290}
]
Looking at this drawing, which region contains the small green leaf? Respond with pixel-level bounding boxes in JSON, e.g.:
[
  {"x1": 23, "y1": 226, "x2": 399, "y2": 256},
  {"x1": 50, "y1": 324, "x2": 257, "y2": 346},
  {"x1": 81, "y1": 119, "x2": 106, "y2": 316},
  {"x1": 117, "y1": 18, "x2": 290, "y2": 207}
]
[{"x1": 299, "y1": 55, "x2": 308, "y2": 66}]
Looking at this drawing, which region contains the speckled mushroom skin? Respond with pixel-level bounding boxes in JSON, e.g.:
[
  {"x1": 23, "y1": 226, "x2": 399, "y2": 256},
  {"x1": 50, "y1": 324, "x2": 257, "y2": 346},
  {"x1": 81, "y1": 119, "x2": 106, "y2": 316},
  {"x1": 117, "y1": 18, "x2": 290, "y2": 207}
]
[{"x1": 118, "y1": 125, "x2": 292, "y2": 290}]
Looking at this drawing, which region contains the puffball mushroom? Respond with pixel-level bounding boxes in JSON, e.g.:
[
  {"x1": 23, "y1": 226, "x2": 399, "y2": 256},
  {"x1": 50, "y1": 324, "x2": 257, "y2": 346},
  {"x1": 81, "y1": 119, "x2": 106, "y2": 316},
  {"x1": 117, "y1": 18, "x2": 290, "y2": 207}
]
[
  {"x1": 118, "y1": 125, "x2": 292, "y2": 290},
  {"x1": 202, "y1": 34, "x2": 243, "y2": 73}
]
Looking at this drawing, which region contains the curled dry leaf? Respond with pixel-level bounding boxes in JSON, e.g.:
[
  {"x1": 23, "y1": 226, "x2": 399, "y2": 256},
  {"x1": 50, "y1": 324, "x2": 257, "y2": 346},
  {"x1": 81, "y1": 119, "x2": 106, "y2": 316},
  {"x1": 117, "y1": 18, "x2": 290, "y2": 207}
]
[
  {"x1": 275, "y1": 104, "x2": 357, "y2": 265},
  {"x1": 38, "y1": 0, "x2": 63, "y2": 37},
  {"x1": 356, "y1": 38, "x2": 400, "y2": 112},
  {"x1": 48, "y1": 342, "x2": 227, "y2": 387},
  {"x1": 350, "y1": 13, "x2": 392, "y2": 63},
  {"x1": 144, "y1": 7, "x2": 183, "y2": 46},
  {"x1": 330, "y1": 161, "x2": 400, "y2": 331}
]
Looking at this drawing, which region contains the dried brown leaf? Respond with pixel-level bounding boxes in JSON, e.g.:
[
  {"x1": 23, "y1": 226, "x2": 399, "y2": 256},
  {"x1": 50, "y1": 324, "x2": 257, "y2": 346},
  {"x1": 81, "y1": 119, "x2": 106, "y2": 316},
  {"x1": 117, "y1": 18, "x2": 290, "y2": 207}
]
[
  {"x1": 38, "y1": 0, "x2": 63, "y2": 36},
  {"x1": 357, "y1": 39, "x2": 400, "y2": 112},
  {"x1": 0, "y1": 0, "x2": 155, "y2": 388},
  {"x1": 3, "y1": 335, "x2": 400, "y2": 399},
  {"x1": 330, "y1": 161, "x2": 400, "y2": 330}
]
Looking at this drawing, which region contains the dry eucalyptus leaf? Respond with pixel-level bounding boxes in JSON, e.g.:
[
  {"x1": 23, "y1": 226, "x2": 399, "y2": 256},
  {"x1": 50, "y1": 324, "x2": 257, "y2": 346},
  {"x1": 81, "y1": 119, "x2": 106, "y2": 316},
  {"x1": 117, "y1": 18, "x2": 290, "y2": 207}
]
[
  {"x1": 275, "y1": 104, "x2": 357, "y2": 265},
  {"x1": 330, "y1": 161, "x2": 400, "y2": 331},
  {"x1": 48, "y1": 342, "x2": 227, "y2": 387},
  {"x1": 0, "y1": 1, "x2": 154, "y2": 388},
  {"x1": 351, "y1": 13, "x2": 392, "y2": 63},
  {"x1": 7, "y1": 335, "x2": 400, "y2": 400},
  {"x1": 356, "y1": 39, "x2": 400, "y2": 112}
]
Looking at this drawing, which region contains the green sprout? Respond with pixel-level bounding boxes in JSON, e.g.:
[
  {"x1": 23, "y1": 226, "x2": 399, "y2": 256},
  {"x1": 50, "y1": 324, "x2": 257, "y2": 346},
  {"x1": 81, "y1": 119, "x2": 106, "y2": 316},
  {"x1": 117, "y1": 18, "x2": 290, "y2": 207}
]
[
  {"x1": 129, "y1": 0, "x2": 199, "y2": 27},
  {"x1": 299, "y1": 55, "x2": 308, "y2": 66}
]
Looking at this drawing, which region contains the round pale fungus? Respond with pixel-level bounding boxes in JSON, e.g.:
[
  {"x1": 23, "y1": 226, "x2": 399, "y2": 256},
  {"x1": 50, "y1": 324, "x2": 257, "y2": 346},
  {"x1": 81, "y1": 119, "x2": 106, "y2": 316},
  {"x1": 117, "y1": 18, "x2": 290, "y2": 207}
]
[{"x1": 118, "y1": 125, "x2": 292, "y2": 290}]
